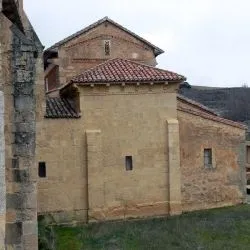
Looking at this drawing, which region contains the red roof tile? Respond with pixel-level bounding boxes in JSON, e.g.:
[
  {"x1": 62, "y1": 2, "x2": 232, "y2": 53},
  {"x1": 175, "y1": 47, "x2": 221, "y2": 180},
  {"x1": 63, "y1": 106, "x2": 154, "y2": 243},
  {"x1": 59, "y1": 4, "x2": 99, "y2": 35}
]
[
  {"x1": 177, "y1": 94, "x2": 217, "y2": 115},
  {"x1": 177, "y1": 95, "x2": 247, "y2": 130},
  {"x1": 70, "y1": 58, "x2": 185, "y2": 84}
]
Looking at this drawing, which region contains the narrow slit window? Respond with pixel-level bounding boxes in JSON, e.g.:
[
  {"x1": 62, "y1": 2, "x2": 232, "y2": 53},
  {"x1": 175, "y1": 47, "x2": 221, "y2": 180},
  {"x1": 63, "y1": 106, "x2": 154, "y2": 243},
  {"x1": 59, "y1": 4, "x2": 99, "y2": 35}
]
[
  {"x1": 247, "y1": 146, "x2": 250, "y2": 164},
  {"x1": 45, "y1": 78, "x2": 49, "y2": 92},
  {"x1": 125, "y1": 156, "x2": 133, "y2": 171},
  {"x1": 38, "y1": 162, "x2": 46, "y2": 178},
  {"x1": 204, "y1": 149, "x2": 212, "y2": 168},
  {"x1": 104, "y1": 40, "x2": 111, "y2": 56}
]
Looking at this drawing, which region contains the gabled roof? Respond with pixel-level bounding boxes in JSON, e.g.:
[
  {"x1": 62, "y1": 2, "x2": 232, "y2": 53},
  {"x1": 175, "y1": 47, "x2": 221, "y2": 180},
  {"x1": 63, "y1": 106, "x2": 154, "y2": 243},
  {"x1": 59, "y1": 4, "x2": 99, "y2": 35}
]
[
  {"x1": 45, "y1": 97, "x2": 80, "y2": 119},
  {"x1": 70, "y1": 58, "x2": 185, "y2": 85},
  {"x1": 177, "y1": 94, "x2": 217, "y2": 116},
  {"x1": 179, "y1": 85, "x2": 250, "y2": 126},
  {"x1": 46, "y1": 16, "x2": 164, "y2": 56},
  {"x1": 177, "y1": 94, "x2": 247, "y2": 130}
]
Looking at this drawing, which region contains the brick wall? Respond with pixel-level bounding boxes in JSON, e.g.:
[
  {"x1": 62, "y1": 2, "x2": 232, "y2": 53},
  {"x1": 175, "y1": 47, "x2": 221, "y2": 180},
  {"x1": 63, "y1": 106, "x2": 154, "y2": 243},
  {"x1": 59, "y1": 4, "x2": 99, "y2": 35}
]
[
  {"x1": 45, "y1": 65, "x2": 59, "y2": 91},
  {"x1": 52, "y1": 22, "x2": 157, "y2": 86}
]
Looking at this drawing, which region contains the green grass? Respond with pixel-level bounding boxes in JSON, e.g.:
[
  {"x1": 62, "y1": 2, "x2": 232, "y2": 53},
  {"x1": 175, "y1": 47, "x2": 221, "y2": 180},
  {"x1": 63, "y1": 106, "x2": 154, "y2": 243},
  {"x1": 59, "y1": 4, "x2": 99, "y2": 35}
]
[{"x1": 49, "y1": 205, "x2": 250, "y2": 249}]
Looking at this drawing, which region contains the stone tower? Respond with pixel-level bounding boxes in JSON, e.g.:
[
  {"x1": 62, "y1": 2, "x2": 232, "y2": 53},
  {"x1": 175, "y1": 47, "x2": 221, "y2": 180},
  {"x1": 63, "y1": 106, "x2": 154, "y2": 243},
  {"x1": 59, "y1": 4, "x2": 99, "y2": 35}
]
[{"x1": 0, "y1": 0, "x2": 43, "y2": 249}]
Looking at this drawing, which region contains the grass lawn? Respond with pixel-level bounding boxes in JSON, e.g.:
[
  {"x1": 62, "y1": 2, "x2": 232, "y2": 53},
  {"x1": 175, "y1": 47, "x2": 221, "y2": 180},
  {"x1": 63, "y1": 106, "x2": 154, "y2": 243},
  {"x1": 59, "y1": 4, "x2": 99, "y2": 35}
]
[{"x1": 43, "y1": 204, "x2": 250, "y2": 250}]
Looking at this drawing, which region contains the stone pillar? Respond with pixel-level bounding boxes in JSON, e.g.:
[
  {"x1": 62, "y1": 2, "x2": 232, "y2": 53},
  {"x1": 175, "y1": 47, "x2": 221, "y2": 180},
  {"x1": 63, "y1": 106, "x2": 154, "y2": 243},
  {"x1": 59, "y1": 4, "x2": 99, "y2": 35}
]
[
  {"x1": 0, "y1": 91, "x2": 5, "y2": 249},
  {"x1": 167, "y1": 119, "x2": 182, "y2": 215},
  {"x1": 238, "y1": 141, "x2": 247, "y2": 203},
  {"x1": 86, "y1": 130, "x2": 104, "y2": 221},
  {"x1": 5, "y1": 27, "x2": 39, "y2": 250}
]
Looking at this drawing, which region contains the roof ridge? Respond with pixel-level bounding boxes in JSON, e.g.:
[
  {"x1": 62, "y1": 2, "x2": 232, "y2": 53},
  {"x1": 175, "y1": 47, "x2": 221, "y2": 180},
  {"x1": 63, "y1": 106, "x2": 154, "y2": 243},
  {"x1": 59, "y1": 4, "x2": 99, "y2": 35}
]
[
  {"x1": 116, "y1": 58, "x2": 186, "y2": 77},
  {"x1": 45, "y1": 17, "x2": 164, "y2": 56},
  {"x1": 177, "y1": 94, "x2": 217, "y2": 115},
  {"x1": 69, "y1": 57, "x2": 185, "y2": 84}
]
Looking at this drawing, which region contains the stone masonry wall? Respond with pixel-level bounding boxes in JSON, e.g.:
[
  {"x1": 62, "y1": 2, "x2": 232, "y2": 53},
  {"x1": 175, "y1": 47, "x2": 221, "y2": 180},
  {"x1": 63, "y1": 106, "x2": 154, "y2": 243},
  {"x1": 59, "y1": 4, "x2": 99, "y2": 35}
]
[
  {"x1": 45, "y1": 65, "x2": 59, "y2": 91},
  {"x1": 178, "y1": 109, "x2": 246, "y2": 212},
  {"x1": 0, "y1": 3, "x2": 43, "y2": 248},
  {"x1": 37, "y1": 83, "x2": 181, "y2": 223},
  {"x1": 0, "y1": 91, "x2": 5, "y2": 248},
  {"x1": 0, "y1": 7, "x2": 5, "y2": 246},
  {"x1": 36, "y1": 118, "x2": 87, "y2": 224},
  {"x1": 4, "y1": 26, "x2": 39, "y2": 249},
  {"x1": 81, "y1": 84, "x2": 177, "y2": 221},
  {"x1": 0, "y1": 11, "x2": 12, "y2": 248}
]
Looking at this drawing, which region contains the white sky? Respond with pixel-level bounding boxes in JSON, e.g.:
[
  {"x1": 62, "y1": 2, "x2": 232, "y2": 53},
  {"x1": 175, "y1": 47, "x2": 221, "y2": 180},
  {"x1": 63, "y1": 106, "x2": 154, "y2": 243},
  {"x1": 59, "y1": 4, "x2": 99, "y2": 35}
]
[{"x1": 24, "y1": 0, "x2": 250, "y2": 87}]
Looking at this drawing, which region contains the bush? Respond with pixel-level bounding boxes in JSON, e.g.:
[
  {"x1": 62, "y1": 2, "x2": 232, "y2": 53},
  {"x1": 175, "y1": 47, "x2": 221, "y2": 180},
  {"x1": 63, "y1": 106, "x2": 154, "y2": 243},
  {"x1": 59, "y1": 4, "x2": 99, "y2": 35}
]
[{"x1": 38, "y1": 215, "x2": 56, "y2": 250}]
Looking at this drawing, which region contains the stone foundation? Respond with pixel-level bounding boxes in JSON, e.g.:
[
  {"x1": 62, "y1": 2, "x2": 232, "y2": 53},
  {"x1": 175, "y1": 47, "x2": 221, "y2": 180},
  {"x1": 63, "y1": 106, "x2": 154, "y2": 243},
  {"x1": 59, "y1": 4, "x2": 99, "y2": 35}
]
[{"x1": 89, "y1": 201, "x2": 169, "y2": 222}]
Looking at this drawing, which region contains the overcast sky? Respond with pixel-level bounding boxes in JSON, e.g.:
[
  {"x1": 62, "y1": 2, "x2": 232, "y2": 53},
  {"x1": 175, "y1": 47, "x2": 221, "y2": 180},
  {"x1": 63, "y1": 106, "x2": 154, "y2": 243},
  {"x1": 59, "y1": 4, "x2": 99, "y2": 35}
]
[{"x1": 24, "y1": 0, "x2": 250, "y2": 87}]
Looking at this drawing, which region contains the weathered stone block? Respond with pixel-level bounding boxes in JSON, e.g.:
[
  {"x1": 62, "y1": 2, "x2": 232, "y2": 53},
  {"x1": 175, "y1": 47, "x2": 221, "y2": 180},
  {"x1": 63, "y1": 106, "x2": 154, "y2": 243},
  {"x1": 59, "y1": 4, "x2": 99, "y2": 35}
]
[
  {"x1": 13, "y1": 122, "x2": 35, "y2": 133},
  {"x1": 14, "y1": 82, "x2": 33, "y2": 96},
  {"x1": 14, "y1": 111, "x2": 35, "y2": 123},
  {"x1": 6, "y1": 193, "x2": 22, "y2": 209},
  {"x1": 14, "y1": 96, "x2": 34, "y2": 111},
  {"x1": 5, "y1": 222, "x2": 22, "y2": 244},
  {"x1": 23, "y1": 234, "x2": 38, "y2": 250},
  {"x1": 20, "y1": 45, "x2": 34, "y2": 52},
  {"x1": 16, "y1": 70, "x2": 32, "y2": 83},
  {"x1": 13, "y1": 140, "x2": 35, "y2": 156},
  {"x1": 23, "y1": 192, "x2": 37, "y2": 209},
  {"x1": 13, "y1": 169, "x2": 29, "y2": 183},
  {"x1": 15, "y1": 57, "x2": 27, "y2": 66},
  {"x1": 22, "y1": 221, "x2": 37, "y2": 235},
  {"x1": 16, "y1": 209, "x2": 36, "y2": 221}
]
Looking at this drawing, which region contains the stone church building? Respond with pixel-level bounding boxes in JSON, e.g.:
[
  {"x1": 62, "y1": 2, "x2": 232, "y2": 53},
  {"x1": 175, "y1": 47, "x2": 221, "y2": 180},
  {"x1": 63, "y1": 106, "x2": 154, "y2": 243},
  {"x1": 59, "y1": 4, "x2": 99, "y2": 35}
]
[{"x1": 0, "y1": 1, "x2": 247, "y2": 249}]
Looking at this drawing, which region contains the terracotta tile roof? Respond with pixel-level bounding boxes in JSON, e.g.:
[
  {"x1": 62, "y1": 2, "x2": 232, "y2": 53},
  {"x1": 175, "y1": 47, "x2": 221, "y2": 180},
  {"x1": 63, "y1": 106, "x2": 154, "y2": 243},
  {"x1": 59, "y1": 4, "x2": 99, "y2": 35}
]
[
  {"x1": 177, "y1": 95, "x2": 247, "y2": 130},
  {"x1": 177, "y1": 94, "x2": 217, "y2": 115},
  {"x1": 45, "y1": 16, "x2": 164, "y2": 56},
  {"x1": 70, "y1": 58, "x2": 185, "y2": 84},
  {"x1": 45, "y1": 97, "x2": 80, "y2": 119}
]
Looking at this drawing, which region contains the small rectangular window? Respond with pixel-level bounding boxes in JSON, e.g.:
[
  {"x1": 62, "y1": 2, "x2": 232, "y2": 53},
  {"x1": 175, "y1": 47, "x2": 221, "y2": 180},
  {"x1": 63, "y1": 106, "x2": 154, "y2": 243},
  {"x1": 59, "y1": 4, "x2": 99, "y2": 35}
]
[
  {"x1": 45, "y1": 78, "x2": 49, "y2": 92},
  {"x1": 104, "y1": 40, "x2": 111, "y2": 56},
  {"x1": 38, "y1": 162, "x2": 46, "y2": 178},
  {"x1": 247, "y1": 146, "x2": 250, "y2": 164},
  {"x1": 204, "y1": 149, "x2": 212, "y2": 168},
  {"x1": 125, "y1": 156, "x2": 133, "y2": 171}
]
